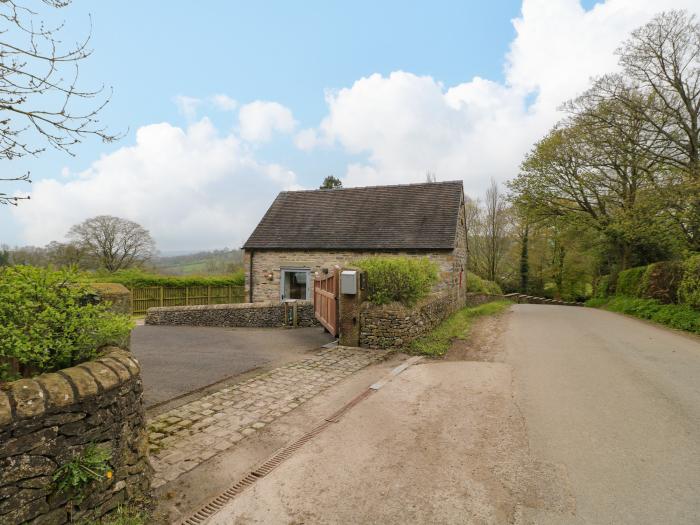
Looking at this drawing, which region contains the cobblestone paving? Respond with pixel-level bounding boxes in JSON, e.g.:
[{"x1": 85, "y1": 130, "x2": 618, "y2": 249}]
[{"x1": 148, "y1": 346, "x2": 389, "y2": 488}]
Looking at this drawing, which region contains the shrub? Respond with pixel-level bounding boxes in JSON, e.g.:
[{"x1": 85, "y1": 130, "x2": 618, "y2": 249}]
[
  {"x1": 87, "y1": 268, "x2": 245, "y2": 288},
  {"x1": 678, "y1": 254, "x2": 700, "y2": 308},
  {"x1": 640, "y1": 261, "x2": 684, "y2": 304},
  {"x1": 586, "y1": 296, "x2": 700, "y2": 334},
  {"x1": 594, "y1": 275, "x2": 610, "y2": 298},
  {"x1": 355, "y1": 256, "x2": 438, "y2": 306},
  {"x1": 465, "y1": 272, "x2": 503, "y2": 295},
  {"x1": 0, "y1": 266, "x2": 132, "y2": 380},
  {"x1": 615, "y1": 266, "x2": 648, "y2": 297}
]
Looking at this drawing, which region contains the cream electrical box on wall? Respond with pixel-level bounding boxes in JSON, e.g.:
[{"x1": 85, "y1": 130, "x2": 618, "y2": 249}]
[{"x1": 340, "y1": 270, "x2": 358, "y2": 294}]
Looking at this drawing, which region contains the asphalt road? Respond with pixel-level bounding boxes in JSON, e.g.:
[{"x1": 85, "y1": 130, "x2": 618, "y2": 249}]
[
  {"x1": 131, "y1": 325, "x2": 333, "y2": 407},
  {"x1": 506, "y1": 305, "x2": 700, "y2": 524}
]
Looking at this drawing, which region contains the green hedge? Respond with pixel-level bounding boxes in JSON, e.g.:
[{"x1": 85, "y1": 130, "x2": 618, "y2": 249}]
[
  {"x1": 678, "y1": 254, "x2": 700, "y2": 309},
  {"x1": 585, "y1": 296, "x2": 700, "y2": 334},
  {"x1": 86, "y1": 268, "x2": 245, "y2": 288},
  {"x1": 615, "y1": 266, "x2": 647, "y2": 297},
  {"x1": 466, "y1": 272, "x2": 502, "y2": 295},
  {"x1": 355, "y1": 256, "x2": 438, "y2": 306},
  {"x1": 0, "y1": 266, "x2": 132, "y2": 381},
  {"x1": 640, "y1": 260, "x2": 684, "y2": 304}
]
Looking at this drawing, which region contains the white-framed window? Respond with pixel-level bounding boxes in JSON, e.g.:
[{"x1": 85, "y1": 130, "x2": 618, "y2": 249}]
[{"x1": 280, "y1": 268, "x2": 311, "y2": 301}]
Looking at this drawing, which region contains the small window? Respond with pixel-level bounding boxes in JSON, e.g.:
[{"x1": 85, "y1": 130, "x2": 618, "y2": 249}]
[{"x1": 280, "y1": 268, "x2": 311, "y2": 301}]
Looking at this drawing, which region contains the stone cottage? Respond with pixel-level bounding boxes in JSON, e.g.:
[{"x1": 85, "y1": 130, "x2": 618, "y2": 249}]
[{"x1": 242, "y1": 180, "x2": 468, "y2": 303}]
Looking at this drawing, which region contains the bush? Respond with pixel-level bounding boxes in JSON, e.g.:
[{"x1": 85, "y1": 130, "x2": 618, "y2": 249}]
[
  {"x1": 355, "y1": 256, "x2": 438, "y2": 306},
  {"x1": 640, "y1": 260, "x2": 684, "y2": 304},
  {"x1": 465, "y1": 272, "x2": 503, "y2": 295},
  {"x1": 87, "y1": 268, "x2": 245, "y2": 288},
  {"x1": 615, "y1": 266, "x2": 648, "y2": 297},
  {"x1": 594, "y1": 275, "x2": 610, "y2": 298},
  {"x1": 0, "y1": 266, "x2": 132, "y2": 381},
  {"x1": 678, "y1": 254, "x2": 700, "y2": 308},
  {"x1": 586, "y1": 296, "x2": 700, "y2": 334}
]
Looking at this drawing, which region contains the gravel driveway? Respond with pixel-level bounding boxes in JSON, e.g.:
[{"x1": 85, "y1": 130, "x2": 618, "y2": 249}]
[{"x1": 131, "y1": 325, "x2": 333, "y2": 407}]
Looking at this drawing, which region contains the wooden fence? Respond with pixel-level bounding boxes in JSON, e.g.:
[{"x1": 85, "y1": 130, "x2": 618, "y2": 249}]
[{"x1": 130, "y1": 285, "x2": 245, "y2": 315}]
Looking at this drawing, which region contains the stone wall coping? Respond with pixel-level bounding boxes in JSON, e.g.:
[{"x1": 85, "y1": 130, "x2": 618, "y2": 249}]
[
  {"x1": 0, "y1": 347, "x2": 138, "y2": 426},
  {"x1": 147, "y1": 300, "x2": 312, "y2": 313}
]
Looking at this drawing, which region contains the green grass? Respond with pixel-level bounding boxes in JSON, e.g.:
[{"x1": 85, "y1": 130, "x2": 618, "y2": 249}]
[
  {"x1": 409, "y1": 300, "x2": 512, "y2": 357},
  {"x1": 96, "y1": 505, "x2": 149, "y2": 525},
  {"x1": 586, "y1": 296, "x2": 700, "y2": 334}
]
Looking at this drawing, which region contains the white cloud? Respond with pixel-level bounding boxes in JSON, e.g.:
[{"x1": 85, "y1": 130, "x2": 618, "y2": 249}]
[
  {"x1": 12, "y1": 119, "x2": 299, "y2": 251},
  {"x1": 210, "y1": 94, "x2": 238, "y2": 111},
  {"x1": 294, "y1": 128, "x2": 322, "y2": 151},
  {"x1": 239, "y1": 101, "x2": 296, "y2": 142},
  {"x1": 173, "y1": 95, "x2": 202, "y2": 120},
  {"x1": 303, "y1": 0, "x2": 700, "y2": 197}
]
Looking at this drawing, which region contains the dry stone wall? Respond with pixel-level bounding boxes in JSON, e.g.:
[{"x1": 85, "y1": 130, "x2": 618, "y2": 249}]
[
  {"x1": 360, "y1": 292, "x2": 499, "y2": 349},
  {"x1": 145, "y1": 300, "x2": 319, "y2": 328},
  {"x1": 0, "y1": 348, "x2": 151, "y2": 524}
]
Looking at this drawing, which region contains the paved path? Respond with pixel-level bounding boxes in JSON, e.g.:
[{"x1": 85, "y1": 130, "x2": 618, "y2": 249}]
[
  {"x1": 131, "y1": 326, "x2": 332, "y2": 406},
  {"x1": 506, "y1": 305, "x2": 700, "y2": 524},
  {"x1": 148, "y1": 346, "x2": 389, "y2": 488}
]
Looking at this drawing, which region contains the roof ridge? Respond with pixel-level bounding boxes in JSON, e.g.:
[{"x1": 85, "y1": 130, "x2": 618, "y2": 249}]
[{"x1": 280, "y1": 179, "x2": 463, "y2": 194}]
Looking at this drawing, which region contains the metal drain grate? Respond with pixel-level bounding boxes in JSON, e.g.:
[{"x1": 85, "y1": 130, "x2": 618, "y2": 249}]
[
  {"x1": 179, "y1": 356, "x2": 421, "y2": 525},
  {"x1": 179, "y1": 401, "x2": 362, "y2": 525}
]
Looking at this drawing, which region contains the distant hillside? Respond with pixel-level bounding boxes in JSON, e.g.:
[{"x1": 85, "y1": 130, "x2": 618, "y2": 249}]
[{"x1": 151, "y1": 249, "x2": 244, "y2": 275}]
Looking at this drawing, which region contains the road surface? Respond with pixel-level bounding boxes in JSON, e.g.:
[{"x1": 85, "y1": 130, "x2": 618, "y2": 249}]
[
  {"x1": 506, "y1": 305, "x2": 700, "y2": 524},
  {"x1": 202, "y1": 304, "x2": 700, "y2": 524}
]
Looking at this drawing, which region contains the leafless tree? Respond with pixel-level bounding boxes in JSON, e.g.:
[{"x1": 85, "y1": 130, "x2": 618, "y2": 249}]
[
  {"x1": 482, "y1": 179, "x2": 511, "y2": 282},
  {"x1": 467, "y1": 181, "x2": 512, "y2": 282},
  {"x1": 68, "y1": 216, "x2": 156, "y2": 272},
  {"x1": 0, "y1": 0, "x2": 119, "y2": 205}
]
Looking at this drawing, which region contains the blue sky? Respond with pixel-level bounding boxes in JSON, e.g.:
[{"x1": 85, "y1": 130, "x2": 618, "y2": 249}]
[{"x1": 2, "y1": 0, "x2": 696, "y2": 251}]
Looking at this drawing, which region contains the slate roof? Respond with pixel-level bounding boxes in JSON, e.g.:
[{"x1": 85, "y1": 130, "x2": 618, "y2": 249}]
[{"x1": 243, "y1": 180, "x2": 464, "y2": 250}]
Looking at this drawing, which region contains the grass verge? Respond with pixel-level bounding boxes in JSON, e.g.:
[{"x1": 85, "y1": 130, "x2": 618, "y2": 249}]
[
  {"x1": 409, "y1": 300, "x2": 512, "y2": 357},
  {"x1": 586, "y1": 297, "x2": 700, "y2": 334}
]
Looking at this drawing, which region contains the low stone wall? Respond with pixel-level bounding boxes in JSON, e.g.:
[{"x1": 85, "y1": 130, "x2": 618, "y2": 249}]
[
  {"x1": 145, "y1": 300, "x2": 319, "y2": 328},
  {"x1": 0, "y1": 348, "x2": 151, "y2": 524},
  {"x1": 360, "y1": 292, "x2": 502, "y2": 349},
  {"x1": 504, "y1": 293, "x2": 583, "y2": 306}
]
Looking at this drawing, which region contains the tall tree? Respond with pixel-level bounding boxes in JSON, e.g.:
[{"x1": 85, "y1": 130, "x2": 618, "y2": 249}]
[
  {"x1": 593, "y1": 10, "x2": 700, "y2": 247},
  {"x1": 0, "y1": 0, "x2": 118, "y2": 205},
  {"x1": 68, "y1": 216, "x2": 156, "y2": 272}
]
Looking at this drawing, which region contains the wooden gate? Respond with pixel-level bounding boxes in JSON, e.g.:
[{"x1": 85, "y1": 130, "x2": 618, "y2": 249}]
[{"x1": 314, "y1": 271, "x2": 338, "y2": 336}]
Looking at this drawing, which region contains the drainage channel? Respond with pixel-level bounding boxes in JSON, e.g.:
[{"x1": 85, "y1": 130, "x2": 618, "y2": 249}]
[{"x1": 179, "y1": 356, "x2": 423, "y2": 525}]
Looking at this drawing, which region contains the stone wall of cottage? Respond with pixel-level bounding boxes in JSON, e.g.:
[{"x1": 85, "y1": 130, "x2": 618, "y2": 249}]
[
  {"x1": 245, "y1": 249, "x2": 461, "y2": 303},
  {"x1": 0, "y1": 348, "x2": 151, "y2": 525},
  {"x1": 145, "y1": 301, "x2": 318, "y2": 328},
  {"x1": 359, "y1": 292, "x2": 497, "y2": 349}
]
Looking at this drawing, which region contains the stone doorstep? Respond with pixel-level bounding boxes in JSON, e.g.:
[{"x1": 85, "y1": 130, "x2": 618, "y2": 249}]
[{"x1": 147, "y1": 346, "x2": 390, "y2": 487}]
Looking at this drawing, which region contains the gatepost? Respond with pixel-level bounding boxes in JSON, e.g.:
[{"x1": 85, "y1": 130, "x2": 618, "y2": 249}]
[{"x1": 338, "y1": 267, "x2": 366, "y2": 347}]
